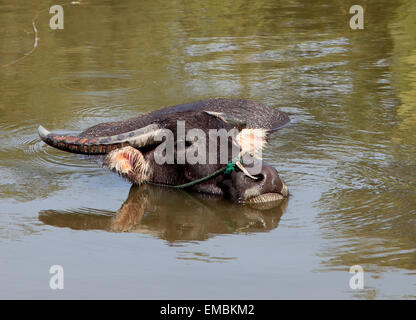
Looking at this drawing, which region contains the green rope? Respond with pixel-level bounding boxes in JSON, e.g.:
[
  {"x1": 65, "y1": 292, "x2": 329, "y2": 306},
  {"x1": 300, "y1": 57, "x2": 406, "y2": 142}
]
[
  {"x1": 224, "y1": 161, "x2": 236, "y2": 175},
  {"x1": 146, "y1": 159, "x2": 238, "y2": 189}
]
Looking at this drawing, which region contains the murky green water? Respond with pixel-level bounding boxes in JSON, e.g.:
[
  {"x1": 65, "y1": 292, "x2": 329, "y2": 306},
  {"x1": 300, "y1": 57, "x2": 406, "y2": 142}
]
[{"x1": 1, "y1": 0, "x2": 415, "y2": 299}]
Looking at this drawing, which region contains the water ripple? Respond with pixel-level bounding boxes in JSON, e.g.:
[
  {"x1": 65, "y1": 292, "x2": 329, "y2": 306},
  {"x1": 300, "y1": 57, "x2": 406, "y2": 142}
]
[{"x1": 0, "y1": 122, "x2": 101, "y2": 170}]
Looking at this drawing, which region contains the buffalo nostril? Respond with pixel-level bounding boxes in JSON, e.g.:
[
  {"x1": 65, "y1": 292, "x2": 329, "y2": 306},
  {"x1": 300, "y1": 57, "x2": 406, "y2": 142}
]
[
  {"x1": 258, "y1": 164, "x2": 288, "y2": 196},
  {"x1": 259, "y1": 166, "x2": 276, "y2": 182}
]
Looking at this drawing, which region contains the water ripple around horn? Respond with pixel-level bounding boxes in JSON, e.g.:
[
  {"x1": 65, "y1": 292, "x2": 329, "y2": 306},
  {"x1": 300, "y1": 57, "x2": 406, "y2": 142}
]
[
  {"x1": 68, "y1": 103, "x2": 139, "y2": 130},
  {"x1": 1, "y1": 122, "x2": 101, "y2": 170},
  {"x1": 31, "y1": 137, "x2": 102, "y2": 170}
]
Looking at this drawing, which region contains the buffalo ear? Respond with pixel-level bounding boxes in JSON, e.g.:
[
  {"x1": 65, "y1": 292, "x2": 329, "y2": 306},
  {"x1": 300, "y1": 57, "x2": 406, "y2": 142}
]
[
  {"x1": 203, "y1": 111, "x2": 247, "y2": 129},
  {"x1": 103, "y1": 146, "x2": 150, "y2": 184},
  {"x1": 236, "y1": 128, "x2": 268, "y2": 158}
]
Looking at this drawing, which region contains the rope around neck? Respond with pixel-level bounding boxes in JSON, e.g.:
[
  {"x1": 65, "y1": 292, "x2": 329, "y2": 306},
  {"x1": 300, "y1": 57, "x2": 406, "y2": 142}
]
[{"x1": 146, "y1": 159, "x2": 238, "y2": 189}]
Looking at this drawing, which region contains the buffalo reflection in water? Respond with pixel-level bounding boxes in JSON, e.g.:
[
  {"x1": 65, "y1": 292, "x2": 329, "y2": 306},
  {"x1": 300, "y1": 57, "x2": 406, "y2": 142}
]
[{"x1": 39, "y1": 185, "x2": 287, "y2": 242}]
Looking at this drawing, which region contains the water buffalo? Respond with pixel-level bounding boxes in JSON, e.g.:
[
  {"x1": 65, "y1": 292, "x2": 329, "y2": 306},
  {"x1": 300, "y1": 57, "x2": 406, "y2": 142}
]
[{"x1": 38, "y1": 98, "x2": 289, "y2": 204}]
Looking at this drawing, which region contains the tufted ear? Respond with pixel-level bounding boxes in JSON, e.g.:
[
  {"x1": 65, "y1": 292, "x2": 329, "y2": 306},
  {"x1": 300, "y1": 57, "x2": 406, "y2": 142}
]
[
  {"x1": 103, "y1": 146, "x2": 150, "y2": 184},
  {"x1": 236, "y1": 128, "x2": 268, "y2": 158}
]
